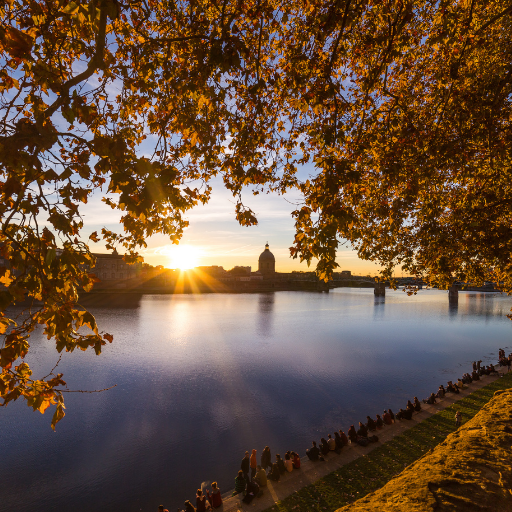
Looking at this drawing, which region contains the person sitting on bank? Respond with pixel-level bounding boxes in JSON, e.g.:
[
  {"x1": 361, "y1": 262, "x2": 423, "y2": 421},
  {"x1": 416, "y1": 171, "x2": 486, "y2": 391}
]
[
  {"x1": 284, "y1": 453, "x2": 294, "y2": 472},
  {"x1": 319, "y1": 438, "x2": 330, "y2": 456},
  {"x1": 437, "y1": 385, "x2": 445, "y2": 398},
  {"x1": 402, "y1": 407, "x2": 413, "y2": 420},
  {"x1": 267, "y1": 462, "x2": 281, "y2": 481},
  {"x1": 348, "y1": 425, "x2": 358, "y2": 443},
  {"x1": 327, "y1": 434, "x2": 336, "y2": 451},
  {"x1": 471, "y1": 370, "x2": 479, "y2": 381},
  {"x1": 447, "y1": 381, "x2": 460, "y2": 394},
  {"x1": 242, "y1": 479, "x2": 260, "y2": 504},
  {"x1": 233, "y1": 470, "x2": 246, "y2": 496},
  {"x1": 246, "y1": 479, "x2": 260, "y2": 496},
  {"x1": 424, "y1": 393, "x2": 437, "y2": 405},
  {"x1": 357, "y1": 421, "x2": 368, "y2": 438},
  {"x1": 306, "y1": 441, "x2": 321, "y2": 461},
  {"x1": 206, "y1": 482, "x2": 222, "y2": 509},
  {"x1": 195, "y1": 490, "x2": 208, "y2": 512},
  {"x1": 375, "y1": 414, "x2": 384, "y2": 429},
  {"x1": 184, "y1": 500, "x2": 196, "y2": 512},
  {"x1": 406, "y1": 401, "x2": 415, "y2": 414},
  {"x1": 276, "y1": 454, "x2": 286, "y2": 474},
  {"x1": 396, "y1": 408, "x2": 411, "y2": 420},
  {"x1": 413, "y1": 397, "x2": 422, "y2": 411},
  {"x1": 292, "y1": 451, "x2": 301, "y2": 469},
  {"x1": 339, "y1": 429, "x2": 349, "y2": 445},
  {"x1": 254, "y1": 465, "x2": 267, "y2": 487},
  {"x1": 334, "y1": 431, "x2": 344, "y2": 452},
  {"x1": 489, "y1": 364, "x2": 499, "y2": 375},
  {"x1": 366, "y1": 416, "x2": 377, "y2": 431},
  {"x1": 261, "y1": 446, "x2": 272, "y2": 471},
  {"x1": 388, "y1": 409, "x2": 396, "y2": 422},
  {"x1": 383, "y1": 410, "x2": 393, "y2": 425},
  {"x1": 457, "y1": 377, "x2": 465, "y2": 389}
]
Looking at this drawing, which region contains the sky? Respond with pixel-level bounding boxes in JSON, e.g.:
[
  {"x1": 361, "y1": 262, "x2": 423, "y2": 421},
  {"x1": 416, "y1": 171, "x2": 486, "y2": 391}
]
[
  {"x1": 79, "y1": 174, "x2": 382, "y2": 275},
  {"x1": 27, "y1": 54, "x2": 383, "y2": 276},
  {"x1": 0, "y1": 32, "x2": 383, "y2": 277}
]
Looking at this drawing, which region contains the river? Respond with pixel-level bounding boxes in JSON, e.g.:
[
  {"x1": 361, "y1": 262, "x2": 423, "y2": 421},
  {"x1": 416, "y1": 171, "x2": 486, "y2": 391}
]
[{"x1": 1, "y1": 288, "x2": 511, "y2": 512}]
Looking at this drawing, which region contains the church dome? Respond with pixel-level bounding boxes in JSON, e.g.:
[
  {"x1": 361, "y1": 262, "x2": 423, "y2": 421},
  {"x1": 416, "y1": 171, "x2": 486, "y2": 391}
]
[
  {"x1": 259, "y1": 243, "x2": 274, "y2": 260},
  {"x1": 258, "y1": 243, "x2": 275, "y2": 274}
]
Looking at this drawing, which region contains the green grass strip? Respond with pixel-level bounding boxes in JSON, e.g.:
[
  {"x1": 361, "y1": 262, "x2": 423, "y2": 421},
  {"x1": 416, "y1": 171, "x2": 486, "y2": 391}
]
[{"x1": 265, "y1": 372, "x2": 512, "y2": 512}]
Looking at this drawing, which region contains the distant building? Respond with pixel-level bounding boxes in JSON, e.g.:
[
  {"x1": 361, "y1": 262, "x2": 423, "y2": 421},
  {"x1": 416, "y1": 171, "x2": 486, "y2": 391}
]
[
  {"x1": 290, "y1": 271, "x2": 316, "y2": 280},
  {"x1": 341, "y1": 270, "x2": 351, "y2": 277},
  {"x1": 91, "y1": 249, "x2": 141, "y2": 281},
  {"x1": 229, "y1": 266, "x2": 252, "y2": 281},
  {"x1": 197, "y1": 265, "x2": 227, "y2": 277},
  {"x1": 258, "y1": 243, "x2": 275, "y2": 275},
  {"x1": 229, "y1": 266, "x2": 251, "y2": 275}
]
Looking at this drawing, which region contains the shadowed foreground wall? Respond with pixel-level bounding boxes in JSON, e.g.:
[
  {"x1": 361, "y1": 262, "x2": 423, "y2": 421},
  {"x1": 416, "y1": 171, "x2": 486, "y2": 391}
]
[{"x1": 336, "y1": 389, "x2": 512, "y2": 512}]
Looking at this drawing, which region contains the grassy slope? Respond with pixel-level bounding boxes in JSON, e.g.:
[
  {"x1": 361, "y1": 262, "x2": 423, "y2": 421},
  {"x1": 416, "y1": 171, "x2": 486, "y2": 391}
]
[
  {"x1": 337, "y1": 387, "x2": 512, "y2": 511},
  {"x1": 265, "y1": 372, "x2": 512, "y2": 512}
]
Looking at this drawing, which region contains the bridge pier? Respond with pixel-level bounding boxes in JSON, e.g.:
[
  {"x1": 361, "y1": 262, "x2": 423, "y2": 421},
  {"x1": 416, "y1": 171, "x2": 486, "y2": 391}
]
[
  {"x1": 317, "y1": 281, "x2": 330, "y2": 292},
  {"x1": 374, "y1": 282, "x2": 386, "y2": 296},
  {"x1": 448, "y1": 284, "x2": 459, "y2": 302}
]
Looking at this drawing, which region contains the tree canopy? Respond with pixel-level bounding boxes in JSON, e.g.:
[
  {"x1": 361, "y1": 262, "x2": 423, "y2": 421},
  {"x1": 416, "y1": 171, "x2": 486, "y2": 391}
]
[{"x1": 1, "y1": 0, "x2": 511, "y2": 427}]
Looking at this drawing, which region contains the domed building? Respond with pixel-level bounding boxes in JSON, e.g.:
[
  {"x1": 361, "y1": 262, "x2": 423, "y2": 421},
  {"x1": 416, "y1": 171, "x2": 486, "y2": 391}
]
[{"x1": 258, "y1": 243, "x2": 275, "y2": 275}]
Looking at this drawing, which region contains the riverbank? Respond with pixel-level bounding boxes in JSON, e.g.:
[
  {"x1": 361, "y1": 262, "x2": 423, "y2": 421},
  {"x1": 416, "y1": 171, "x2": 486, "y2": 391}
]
[
  {"x1": 337, "y1": 387, "x2": 512, "y2": 511},
  {"x1": 219, "y1": 369, "x2": 512, "y2": 512}
]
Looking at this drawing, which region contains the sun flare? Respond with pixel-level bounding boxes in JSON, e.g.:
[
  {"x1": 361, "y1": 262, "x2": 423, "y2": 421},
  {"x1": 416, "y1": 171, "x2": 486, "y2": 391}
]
[{"x1": 168, "y1": 245, "x2": 202, "y2": 270}]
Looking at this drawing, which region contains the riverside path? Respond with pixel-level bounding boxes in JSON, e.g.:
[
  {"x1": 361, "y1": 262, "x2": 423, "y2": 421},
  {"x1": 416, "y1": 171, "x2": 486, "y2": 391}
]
[{"x1": 219, "y1": 368, "x2": 508, "y2": 512}]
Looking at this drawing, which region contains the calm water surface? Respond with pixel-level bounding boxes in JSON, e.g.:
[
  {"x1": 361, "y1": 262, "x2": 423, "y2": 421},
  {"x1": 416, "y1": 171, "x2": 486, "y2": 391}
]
[{"x1": 1, "y1": 289, "x2": 511, "y2": 512}]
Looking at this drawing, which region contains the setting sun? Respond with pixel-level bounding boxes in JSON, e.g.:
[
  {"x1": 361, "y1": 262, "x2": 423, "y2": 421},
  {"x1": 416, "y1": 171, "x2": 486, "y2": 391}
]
[{"x1": 167, "y1": 245, "x2": 202, "y2": 270}]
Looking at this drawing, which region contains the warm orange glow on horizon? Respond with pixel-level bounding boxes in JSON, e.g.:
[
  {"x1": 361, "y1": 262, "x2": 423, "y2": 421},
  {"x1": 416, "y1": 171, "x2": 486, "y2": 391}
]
[{"x1": 145, "y1": 244, "x2": 386, "y2": 275}]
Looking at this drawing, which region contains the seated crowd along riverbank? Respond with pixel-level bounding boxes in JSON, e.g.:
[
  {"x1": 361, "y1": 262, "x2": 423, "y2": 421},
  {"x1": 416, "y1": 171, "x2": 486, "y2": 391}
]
[{"x1": 160, "y1": 354, "x2": 510, "y2": 512}]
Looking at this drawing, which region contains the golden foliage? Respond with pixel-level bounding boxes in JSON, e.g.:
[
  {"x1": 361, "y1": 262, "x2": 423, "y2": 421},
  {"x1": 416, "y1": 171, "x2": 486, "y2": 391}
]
[{"x1": 1, "y1": 0, "x2": 511, "y2": 426}]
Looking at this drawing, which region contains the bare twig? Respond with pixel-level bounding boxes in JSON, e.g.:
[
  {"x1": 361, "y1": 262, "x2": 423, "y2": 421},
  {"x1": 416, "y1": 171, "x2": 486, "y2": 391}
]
[
  {"x1": 62, "y1": 384, "x2": 117, "y2": 393},
  {"x1": 42, "y1": 354, "x2": 63, "y2": 380}
]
